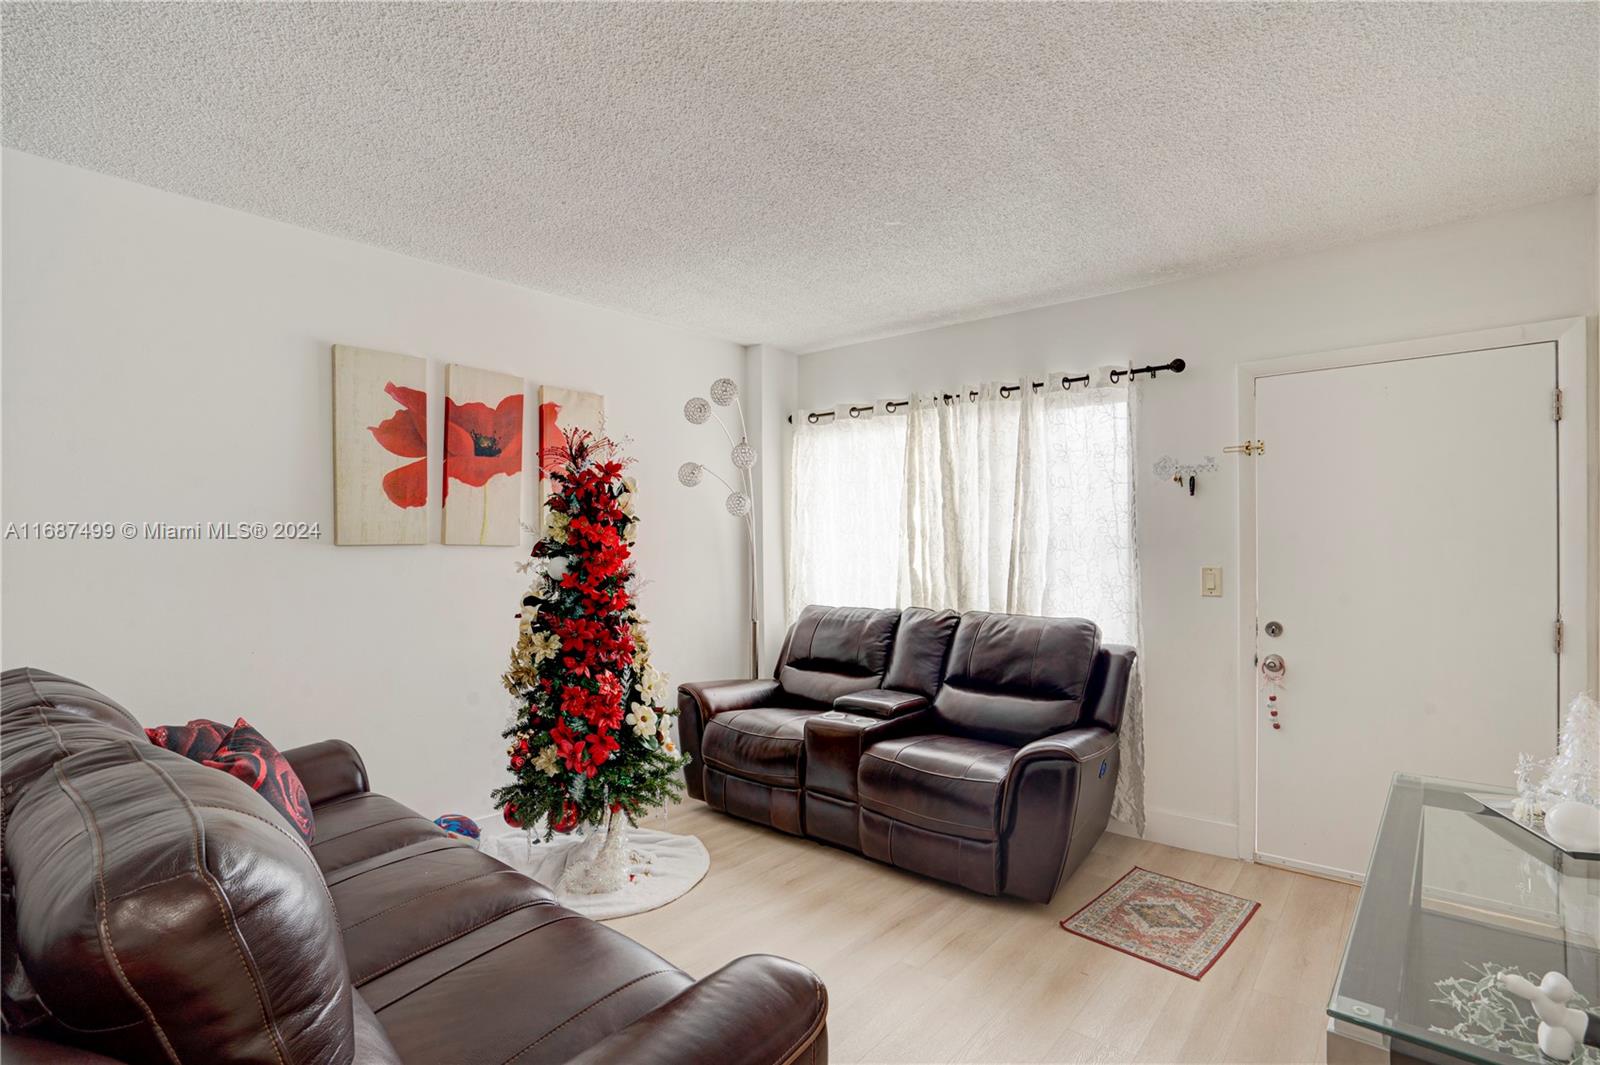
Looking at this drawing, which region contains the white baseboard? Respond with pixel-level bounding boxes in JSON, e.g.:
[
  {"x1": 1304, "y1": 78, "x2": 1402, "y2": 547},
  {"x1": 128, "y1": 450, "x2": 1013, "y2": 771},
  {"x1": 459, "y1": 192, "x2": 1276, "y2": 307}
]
[
  {"x1": 1108, "y1": 807, "x2": 1239, "y2": 859},
  {"x1": 1255, "y1": 851, "x2": 1364, "y2": 884}
]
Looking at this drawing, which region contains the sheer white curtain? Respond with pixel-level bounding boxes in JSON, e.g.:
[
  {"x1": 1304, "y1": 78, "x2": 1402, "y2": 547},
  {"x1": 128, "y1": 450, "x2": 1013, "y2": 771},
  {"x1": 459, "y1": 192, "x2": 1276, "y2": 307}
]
[
  {"x1": 787, "y1": 373, "x2": 1144, "y2": 832},
  {"x1": 1012, "y1": 372, "x2": 1139, "y2": 643},
  {"x1": 901, "y1": 385, "x2": 1022, "y2": 611},
  {"x1": 1016, "y1": 374, "x2": 1144, "y2": 831},
  {"x1": 785, "y1": 407, "x2": 907, "y2": 622}
]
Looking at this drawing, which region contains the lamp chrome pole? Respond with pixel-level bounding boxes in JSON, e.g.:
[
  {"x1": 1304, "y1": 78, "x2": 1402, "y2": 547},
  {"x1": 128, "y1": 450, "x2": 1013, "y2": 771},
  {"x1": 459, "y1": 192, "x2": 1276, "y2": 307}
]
[{"x1": 680, "y1": 377, "x2": 762, "y2": 679}]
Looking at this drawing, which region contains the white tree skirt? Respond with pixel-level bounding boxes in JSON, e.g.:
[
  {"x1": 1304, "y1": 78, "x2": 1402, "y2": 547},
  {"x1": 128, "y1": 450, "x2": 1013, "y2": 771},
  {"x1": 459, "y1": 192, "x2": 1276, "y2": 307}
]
[{"x1": 479, "y1": 825, "x2": 709, "y2": 920}]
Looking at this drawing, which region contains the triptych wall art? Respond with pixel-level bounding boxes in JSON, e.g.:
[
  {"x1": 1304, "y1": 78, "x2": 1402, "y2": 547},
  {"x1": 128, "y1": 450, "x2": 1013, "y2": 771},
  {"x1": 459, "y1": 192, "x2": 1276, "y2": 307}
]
[
  {"x1": 333, "y1": 345, "x2": 429, "y2": 546},
  {"x1": 444, "y1": 365, "x2": 524, "y2": 546},
  {"x1": 537, "y1": 385, "x2": 606, "y2": 507},
  {"x1": 331, "y1": 344, "x2": 603, "y2": 547}
]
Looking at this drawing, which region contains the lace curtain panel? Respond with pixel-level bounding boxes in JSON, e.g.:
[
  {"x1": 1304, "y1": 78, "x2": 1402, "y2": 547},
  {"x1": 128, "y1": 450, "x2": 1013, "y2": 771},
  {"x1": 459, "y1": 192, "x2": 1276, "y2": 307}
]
[
  {"x1": 785, "y1": 408, "x2": 907, "y2": 622},
  {"x1": 787, "y1": 371, "x2": 1145, "y2": 833}
]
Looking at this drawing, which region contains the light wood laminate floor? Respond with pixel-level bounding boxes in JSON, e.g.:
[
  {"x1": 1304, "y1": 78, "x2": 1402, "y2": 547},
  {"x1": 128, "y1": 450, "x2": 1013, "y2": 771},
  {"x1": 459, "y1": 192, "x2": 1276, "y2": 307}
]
[{"x1": 618, "y1": 801, "x2": 1359, "y2": 1064}]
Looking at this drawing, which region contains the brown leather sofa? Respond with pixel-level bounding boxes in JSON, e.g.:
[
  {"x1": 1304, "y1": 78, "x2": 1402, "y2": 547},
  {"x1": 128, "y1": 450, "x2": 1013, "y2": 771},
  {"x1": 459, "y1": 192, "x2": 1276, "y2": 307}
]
[
  {"x1": 679, "y1": 605, "x2": 1134, "y2": 903},
  {"x1": 1, "y1": 668, "x2": 828, "y2": 1064}
]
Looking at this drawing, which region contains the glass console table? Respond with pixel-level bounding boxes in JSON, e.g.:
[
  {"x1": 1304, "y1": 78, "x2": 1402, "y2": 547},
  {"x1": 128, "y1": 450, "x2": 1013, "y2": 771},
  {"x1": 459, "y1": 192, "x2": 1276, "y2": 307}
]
[{"x1": 1328, "y1": 775, "x2": 1599, "y2": 1065}]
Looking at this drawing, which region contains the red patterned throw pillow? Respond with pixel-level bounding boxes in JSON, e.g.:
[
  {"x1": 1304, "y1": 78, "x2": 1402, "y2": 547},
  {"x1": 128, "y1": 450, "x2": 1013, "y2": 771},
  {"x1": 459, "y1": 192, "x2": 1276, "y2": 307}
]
[
  {"x1": 145, "y1": 719, "x2": 230, "y2": 762},
  {"x1": 203, "y1": 719, "x2": 316, "y2": 844}
]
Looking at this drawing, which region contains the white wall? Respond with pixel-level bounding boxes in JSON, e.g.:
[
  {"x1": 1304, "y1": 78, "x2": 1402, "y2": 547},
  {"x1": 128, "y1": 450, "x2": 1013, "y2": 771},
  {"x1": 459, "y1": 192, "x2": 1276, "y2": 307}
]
[
  {"x1": 797, "y1": 193, "x2": 1599, "y2": 857},
  {"x1": 1, "y1": 149, "x2": 750, "y2": 818}
]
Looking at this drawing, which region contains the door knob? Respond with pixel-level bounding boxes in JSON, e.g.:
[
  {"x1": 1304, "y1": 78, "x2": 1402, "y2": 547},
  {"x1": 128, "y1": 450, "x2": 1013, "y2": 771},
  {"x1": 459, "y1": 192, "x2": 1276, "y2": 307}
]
[{"x1": 1261, "y1": 654, "x2": 1286, "y2": 678}]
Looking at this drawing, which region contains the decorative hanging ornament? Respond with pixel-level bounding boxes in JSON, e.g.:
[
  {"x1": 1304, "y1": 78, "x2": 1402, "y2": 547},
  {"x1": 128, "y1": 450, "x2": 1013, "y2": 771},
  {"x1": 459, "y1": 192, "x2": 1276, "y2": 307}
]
[
  {"x1": 550, "y1": 800, "x2": 580, "y2": 834},
  {"x1": 502, "y1": 802, "x2": 524, "y2": 829}
]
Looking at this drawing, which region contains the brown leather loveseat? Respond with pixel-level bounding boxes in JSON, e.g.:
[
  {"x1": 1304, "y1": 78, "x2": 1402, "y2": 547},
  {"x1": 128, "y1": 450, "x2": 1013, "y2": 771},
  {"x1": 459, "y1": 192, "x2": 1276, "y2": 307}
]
[
  {"x1": 1, "y1": 668, "x2": 828, "y2": 1064},
  {"x1": 678, "y1": 605, "x2": 1134, "y2": 903}
]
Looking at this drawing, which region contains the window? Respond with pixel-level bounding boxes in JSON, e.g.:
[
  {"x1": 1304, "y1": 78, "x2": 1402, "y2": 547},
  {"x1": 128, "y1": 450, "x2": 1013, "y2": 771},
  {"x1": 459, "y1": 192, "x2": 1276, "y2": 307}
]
[
  {"x1": 785, "y1": 410, "x2": 906, "y2": 621},
  {"x1": 787, "y1": 380, "x2": 1136, "y2": 644}
]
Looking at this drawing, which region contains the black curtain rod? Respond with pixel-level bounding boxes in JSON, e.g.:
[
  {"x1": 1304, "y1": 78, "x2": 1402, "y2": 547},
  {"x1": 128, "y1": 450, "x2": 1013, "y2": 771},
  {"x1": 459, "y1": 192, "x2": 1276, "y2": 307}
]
[{"x1": 788, "y1": 358, "x2": 1186, "y2": 425}]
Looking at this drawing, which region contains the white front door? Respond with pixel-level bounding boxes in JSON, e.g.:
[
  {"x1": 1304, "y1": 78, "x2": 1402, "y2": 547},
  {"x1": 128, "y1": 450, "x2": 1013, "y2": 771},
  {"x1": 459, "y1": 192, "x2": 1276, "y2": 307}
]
[{"x1": 1253, "y1": 341, "x2": 1561, "y2": 880}]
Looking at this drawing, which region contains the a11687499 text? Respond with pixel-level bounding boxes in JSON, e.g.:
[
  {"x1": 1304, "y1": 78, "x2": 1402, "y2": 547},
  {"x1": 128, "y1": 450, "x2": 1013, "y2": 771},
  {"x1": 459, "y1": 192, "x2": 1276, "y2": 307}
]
[{"x1": 4, "y1": 521, "x2": 323, "y2": 541}]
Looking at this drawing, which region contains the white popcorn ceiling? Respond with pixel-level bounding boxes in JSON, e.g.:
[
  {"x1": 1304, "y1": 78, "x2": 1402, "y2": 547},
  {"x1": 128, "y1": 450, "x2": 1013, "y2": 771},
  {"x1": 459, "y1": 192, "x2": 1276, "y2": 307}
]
[{"x1": 3, "y1": 2, "x2": 1595, "y2": 353}]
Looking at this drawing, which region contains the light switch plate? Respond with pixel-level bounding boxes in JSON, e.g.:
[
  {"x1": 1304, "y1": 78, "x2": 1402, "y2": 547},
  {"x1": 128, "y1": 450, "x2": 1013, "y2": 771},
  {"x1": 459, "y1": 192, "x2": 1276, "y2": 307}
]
[{"x1": 1201, "y1": 566, "x2": 1223, "y2": 597}]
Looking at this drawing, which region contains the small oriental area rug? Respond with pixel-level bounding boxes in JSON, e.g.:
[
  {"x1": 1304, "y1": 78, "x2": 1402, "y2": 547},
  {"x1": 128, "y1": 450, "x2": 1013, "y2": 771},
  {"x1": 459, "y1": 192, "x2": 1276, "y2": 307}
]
[{"x1": 1060, "y1": 866, "x2": 1260, "y2": 979}]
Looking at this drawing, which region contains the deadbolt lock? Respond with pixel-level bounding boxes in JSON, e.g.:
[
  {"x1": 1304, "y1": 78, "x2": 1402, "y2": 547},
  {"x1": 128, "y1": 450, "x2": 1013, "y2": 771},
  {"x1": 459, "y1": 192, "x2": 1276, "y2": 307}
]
[{"x1": 1264, "y1": 621, "x2": 1283, "y2": 638}]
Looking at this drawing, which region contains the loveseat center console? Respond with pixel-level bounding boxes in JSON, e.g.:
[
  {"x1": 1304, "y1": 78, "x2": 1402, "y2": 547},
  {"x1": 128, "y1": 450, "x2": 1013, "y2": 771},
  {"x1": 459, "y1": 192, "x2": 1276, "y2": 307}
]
[{"x1": 803, "y1": 710, "x2": 880, "y2": 850}]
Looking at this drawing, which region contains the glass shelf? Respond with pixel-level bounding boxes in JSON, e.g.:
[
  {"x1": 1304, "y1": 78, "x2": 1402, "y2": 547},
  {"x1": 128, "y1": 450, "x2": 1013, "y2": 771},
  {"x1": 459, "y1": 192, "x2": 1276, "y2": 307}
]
[{"x1": 1329, "y1": 774, "x2": 1600, "y2": 1065}]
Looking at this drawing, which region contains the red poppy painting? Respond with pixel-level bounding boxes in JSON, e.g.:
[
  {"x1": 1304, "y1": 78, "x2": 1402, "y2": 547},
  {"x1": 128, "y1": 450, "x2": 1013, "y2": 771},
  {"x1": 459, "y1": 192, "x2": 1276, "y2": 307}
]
[
  {"x1": 370, "y1": 381, "x2": 428, "y2": 508},
  {"x1": 445, "y1": 393, "x2": 523, "y2": 488},
  {"x1": 443, "y1": 365, "x2": 526, "y2": 546},
  {"x1": 537, "y1": 385, "x2": 604, "y2": 508},
  {"x1": 333, "y1": 345, "x2": 428, "y2": 545}
]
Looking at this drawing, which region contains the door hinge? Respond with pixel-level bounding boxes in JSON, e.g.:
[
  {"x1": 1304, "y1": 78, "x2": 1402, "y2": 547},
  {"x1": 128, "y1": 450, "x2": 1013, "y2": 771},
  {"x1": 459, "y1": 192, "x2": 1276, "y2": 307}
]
[
  {"x1": 1225, "y1": 440, "x2": 1266, "y2": 457},
  {"x1": 1554, "y1": 388, "x2": 1564, "y2": 422},
  {"x1": 1554, "y1": 618, "x2": 1565, "y2": 655}
]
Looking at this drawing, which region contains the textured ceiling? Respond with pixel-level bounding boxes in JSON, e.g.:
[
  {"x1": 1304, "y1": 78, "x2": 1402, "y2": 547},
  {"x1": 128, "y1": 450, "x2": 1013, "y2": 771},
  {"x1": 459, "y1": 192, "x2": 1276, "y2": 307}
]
[{"x1": 4, "y1": 3, "x2": 1596, "y2": 353}]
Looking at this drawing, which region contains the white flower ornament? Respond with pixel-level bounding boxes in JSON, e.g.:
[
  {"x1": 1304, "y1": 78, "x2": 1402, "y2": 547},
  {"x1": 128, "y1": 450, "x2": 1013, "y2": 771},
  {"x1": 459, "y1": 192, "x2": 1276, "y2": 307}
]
[{"x1": 626, "y1": 703, "x2": 658, "y2": 738}]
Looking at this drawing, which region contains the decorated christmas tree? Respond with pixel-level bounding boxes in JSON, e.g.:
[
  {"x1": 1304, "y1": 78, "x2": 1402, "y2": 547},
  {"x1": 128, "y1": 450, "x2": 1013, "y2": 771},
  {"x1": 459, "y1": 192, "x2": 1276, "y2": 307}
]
[{"x1": 493, "y1": 428, "x2": 688, "y2": 887}]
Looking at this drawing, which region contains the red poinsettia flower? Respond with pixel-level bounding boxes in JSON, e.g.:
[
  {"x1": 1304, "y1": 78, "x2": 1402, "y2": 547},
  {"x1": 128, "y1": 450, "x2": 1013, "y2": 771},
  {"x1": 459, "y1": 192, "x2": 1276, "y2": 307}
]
[
  {"x1": 586, "y1": 730, "x2": 620, "y2": 768},
  {"x1": 368, "y1": 382, "x2": 428, "y2": 508},
  {"x1": 447, "y1": 394, "x2": 524, "y2": 489}
]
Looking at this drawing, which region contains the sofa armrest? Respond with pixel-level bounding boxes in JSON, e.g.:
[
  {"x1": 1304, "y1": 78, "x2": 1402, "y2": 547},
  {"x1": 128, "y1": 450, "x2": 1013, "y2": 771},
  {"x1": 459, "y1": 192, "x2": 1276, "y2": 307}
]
[
  {"x1": 833, "y1": 688, "x2": 928, "y2": 718},
  {"x1": 1002, "y1": 726, "x2": 1121, "y2": 903},
  {"x1": 282, "y1": 739, "x2": 370, "y2": 805},
  {"x1": 676, "y1": 679, "x2": 782, "y2": 801},
  {"x1": 1012, "y1": 726, "x2": 1118, "y2": 769},
  {"x1": 565, "y1": 954, "x2": 828, "y2": 1065},
  {"x1": 678, "y1": 679, "x2": 782, "y2": 721}
]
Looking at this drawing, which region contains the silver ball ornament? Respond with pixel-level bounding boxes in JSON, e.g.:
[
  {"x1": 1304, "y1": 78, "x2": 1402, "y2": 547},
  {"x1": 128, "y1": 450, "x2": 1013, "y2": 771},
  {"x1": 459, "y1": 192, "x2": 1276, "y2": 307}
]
[
  {"x1": 709, "y1": 378, "x2": 739, "y2": 406},
  {"x1": 677, "y1": 462, "x2": 704, "y2": 487},
  {"x1": 683, "y1": 397, "x2": 711, "y2": 425},
  {"x1": 725, "y1": 491, "x2": 751, "y2": 517},
  {"x1": 730, "y1": 441, "x2": 757, "y2": 470}
]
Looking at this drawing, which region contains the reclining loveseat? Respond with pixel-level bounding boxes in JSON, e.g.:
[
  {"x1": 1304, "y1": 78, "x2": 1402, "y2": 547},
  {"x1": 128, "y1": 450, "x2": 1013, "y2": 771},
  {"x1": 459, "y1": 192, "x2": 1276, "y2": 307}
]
[{"x1": 678, "y1": 605, "x2": 1134, "y2": 903}]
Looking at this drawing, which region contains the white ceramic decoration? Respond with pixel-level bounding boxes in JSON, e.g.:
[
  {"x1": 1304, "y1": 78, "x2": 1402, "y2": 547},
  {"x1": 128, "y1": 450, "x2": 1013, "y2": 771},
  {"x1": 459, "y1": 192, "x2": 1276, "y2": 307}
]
[
  {"x1": 1497, "y1": 972, "x2": 1589, "y2": 1062},
  {"x1": 1544, "y1": 801, "x2": 1600, "y2": 854}
]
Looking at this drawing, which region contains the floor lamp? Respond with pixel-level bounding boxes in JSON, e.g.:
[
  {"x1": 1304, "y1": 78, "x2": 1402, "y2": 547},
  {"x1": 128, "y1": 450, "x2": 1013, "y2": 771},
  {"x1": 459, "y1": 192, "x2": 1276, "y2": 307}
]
[{"x1": 679, "y1": 377, "x2": 760, "y2": 679}]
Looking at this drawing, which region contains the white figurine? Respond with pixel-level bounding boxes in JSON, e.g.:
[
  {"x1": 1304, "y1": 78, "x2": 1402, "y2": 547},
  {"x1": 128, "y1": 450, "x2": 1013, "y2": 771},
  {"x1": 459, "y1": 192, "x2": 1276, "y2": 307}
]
[
  {"x1": 1545, "y1": 800, "x2": 1600, "y2": 854},
  {"x1": 1498, "y1": 971, "x2": 1589, "y2": 1062}
]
